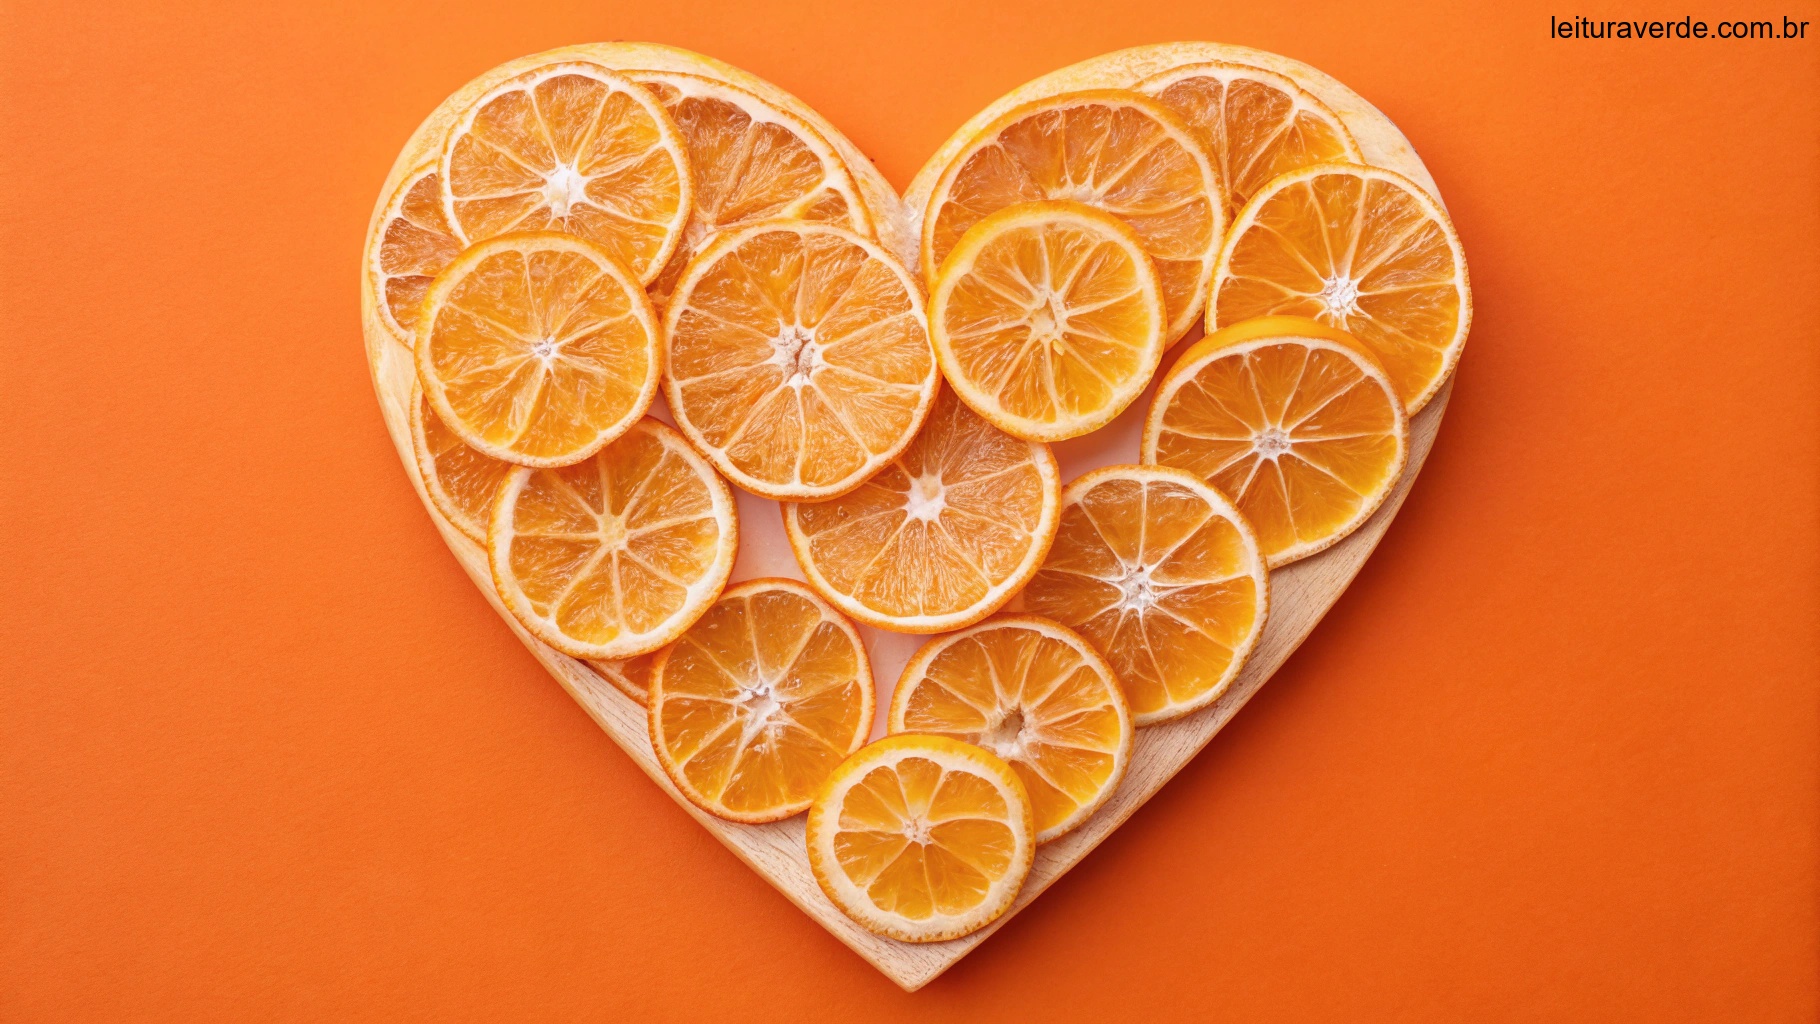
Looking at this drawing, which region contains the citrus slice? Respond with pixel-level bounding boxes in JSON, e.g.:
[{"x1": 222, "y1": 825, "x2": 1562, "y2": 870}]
[
  {"x1": 889, "y1": 615, "x2": 1131, "y2": 842},
  {"x1": 663, "y1": 221, "x2": 938, "y2": 500},
  {"x1": 1020, "y1": 465, "x2": 1268, "y2": 725},
  {"x1": 1210, "y1": 162, "x2": 1470, "y2": 413},
  {"x1": 629, "y1": 70, "x2": 873, "y2": 304},
  {"x1": 649, "y1": 578, "x2": 874, "y2": 823},
  {"x1": 783, "y1": 389, "x2": 1061, "y2": 633},
  {"x1": 417, "y1": 232, "x2": 660, "y2": 467},
  {"x1": 409, "y1": 384, "x2": 514, "y2": 544},
  {"x1": 928, "y1": 201, "x2": 1166, "y2": 442},
  {"x1": 1137, "y1": 61, "x2": 1362, "y2": 220},
  {"x1": 370, "y1": 165, "x2": 462, "y2": 347},
  {"x1": 587, "y1": 653, "x2": 654, "y2": 705},
  {"x1": 806, "y1": 734, "x2": 1035, "y2": 942},
  {"x1": 921, "y1": 89, "x2": 1221, "y2": 343},
  {"x1": 440, "y1": 61, "x2": 691, "y2": 284},
  {"x1": 1143, "y1": 315, "x2": 1408, "y2": 567},
  {"x1": 488, "y1": 417, "x2": 737, "y2": 659}
]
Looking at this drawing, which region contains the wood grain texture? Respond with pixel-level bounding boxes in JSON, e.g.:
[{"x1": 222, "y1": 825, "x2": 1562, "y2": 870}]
[{"x1": 362, "y1": 41, "x2": 1457, "y2": 991}]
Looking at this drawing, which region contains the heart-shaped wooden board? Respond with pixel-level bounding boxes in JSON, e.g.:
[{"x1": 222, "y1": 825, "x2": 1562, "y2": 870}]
[{"x1": 363, "y1": 41, "x2": 1454, "y2": 991}]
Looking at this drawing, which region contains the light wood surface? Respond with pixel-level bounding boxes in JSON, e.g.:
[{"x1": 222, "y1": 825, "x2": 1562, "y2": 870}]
[{"x1": 362, "y1": 42, "x2": 1456, "y2": 991}]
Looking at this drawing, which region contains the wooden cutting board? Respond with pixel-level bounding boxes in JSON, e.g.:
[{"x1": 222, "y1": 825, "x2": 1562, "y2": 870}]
[{"x1": 362, "y1": 41, "x2": 1455, "y2": 991}]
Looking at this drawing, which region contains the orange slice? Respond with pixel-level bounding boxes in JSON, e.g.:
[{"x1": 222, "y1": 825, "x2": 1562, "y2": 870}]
[
  {"x1": 587, "y1": 653, "x2": 654, "y2": 705},
  {"x1": 806, "y1": 734, "x2": 1035, "y2": 942},
  {"x1": 488, "y1": 417, "x2": 737, "y2": 659},
  {"x1": 921, "y1": 89, "x2": 1221, "y2": 343},
  {"x1": 440, "y1": 62, "x2": 691, "y2": 284},
  {"x1": 370, "y1": 165, "x2": 462, "y2": 347},
  {"x1": 649, "y1": 578, "x2": 874, "y2": 823},
  {"x1": 1137, "y1": 61, "x2": 1362, "y2": 220},
  {"x1": 1210, "y1": 162, "x2": 1470, "y2": 413},
  {"x1": 417, "y1": 232, "x2": 660, "y2": 467},
  {"x1": 409, "y1": 384, "x2": 514, "y2": 544},
  {"x1": 663, "y1": 221, "x2": 938, "y2": 500},
  {"x1": 1020, "y1": 465, "x2": 1268, "y2": 725},
  {"x1": 888, "y1": 615, "x2": 1131, "y2": 842},
  {"x1": 629, "y1": 70, "x2": 873, "y2": 304},
  {"x1": 1143, "y1": 315, "x2": 1408, "y2": 567},
  {"x1": 928, "y1": 201, "x2": 1166, "y2": 442},
  {"x1": 783, "y1": 389, "x2": 1061, "y2": 633}
]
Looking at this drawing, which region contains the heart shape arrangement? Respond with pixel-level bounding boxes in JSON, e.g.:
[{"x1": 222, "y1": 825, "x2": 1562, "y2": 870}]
[{"x1": 362, "y1": 40, "x2": 1463, "y2": 990}]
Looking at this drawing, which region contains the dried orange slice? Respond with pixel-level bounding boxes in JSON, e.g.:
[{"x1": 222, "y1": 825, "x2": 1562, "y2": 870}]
[
  {"x1": 889, "y1": 615, "x2": 1130, "y2": 842},
  {"x1": 928, "y1": 201, "x2": 1166, "y2": 442},
  {"x1": 440, "y1": 62, "x2": 691, "y2": 284},
  {"x1": 488, "y1": 417, "x2": 737, "y2": 659},
  {"x1": 370, "y1": 165, "x2": 462, "y2": 346},
  {"x1": 1021, "y1": 465, "x2": 1268, "y2": 725},
  {"x1": 806, "y1": 734, "x2": 1035, "y2": 942},
  {"x1": 629, "y1": 70, "x2": 873, "y2": 304},
  {"x1": 1138, "y1": 61, "x2": 1362, "y2": 220},
  {"x1": 1143, "y1": 316, "x2": 1408, "y2": 567},
  {"x1": 409, "y1": 384, "x2": 513, "y2": 544},
  {"x1": 664, "y1": 221, "x2": 938, "y2": 500},
  {"x1": 587, "y1": 653, "x2": 654, "y2": 705},
  {"x1": 783, "y1": 390, "x2": 1061, "y2": 633},
  {"x1": 1210, "y1": 162, "x2": 1470, "y2": 413},
  {"x1": 921, "y1": 89, "x2": 1221, "y2": 342},
  {"x1": 649, "y1": 578, "x2": 873, "y2": 823},
  {"x1": 417, "y1": 232, "x2": 660, "y2": 467}
]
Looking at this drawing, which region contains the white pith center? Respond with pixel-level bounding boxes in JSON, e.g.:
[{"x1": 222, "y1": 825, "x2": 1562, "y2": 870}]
[
  {"x1": 1115, "y1": 564, "x2": 1160, "y2": 613},
  {"x1": 1253, "y1": 427, "x2": 1292, "y2": 457},
  {"x1": 1063, "y1": 183, "x2": 1100, "y2": 204},
  {"x1": 532, "y1": 336, "x2": 559, "y2": 362},
  {"x1": 542, "y1": 162, "x2": 590, "y2": 218},
  {"x1": 598, "y1": 512, "x2": 628, "y2": 548},
  {"x1": 1029, "y1": 291, "x2": 1067, "y2": 341},
  {"x1": 1318, "y1": 274, "x2": 1364, "y2": 321},
  {"x1": 981, "y1": 707, "x2": 1034, "y2": 762},
  {"x1": 736, "y1": 681, "x2": 784, "y2": 749},
  {"x1": 774, "y1": 325, "x2": 821, "y2": 388},
  {"x1": 903, "y1": 816, "x2": 934, "y2": 844},
  {"x1": 905, "y1": 474, "x2": 946, "y2": 521}
]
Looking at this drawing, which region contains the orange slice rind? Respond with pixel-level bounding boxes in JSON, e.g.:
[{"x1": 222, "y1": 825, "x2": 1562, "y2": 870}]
[
  {"x1": 409, "y1": 384, "x2": 515, "y2": 544},
  {"x1": 783, "y1": 389, "x2": 1061, "y2": 634},
  {"x1": 1137, "y1": 61, "x2": 1362, "y2": 220},
  {"x1": 649, "y1": 578, "x2": 874, "y2": 823},
  {"x1": 806, "y1": 734, "x2": 1035, "y2": 942},
  {"x1": 439, "y1": 61, "x2": 692, "y2": 285},
  {"x1": 1143, "y1": 315, "x2": 1409, "y2": 567},
  {"x1": 487, "y1": 417, "x2": 737, "y2": 660},
  {"x1": 664, "y1": 220, "x2": 938, "y2": 500},
  {"x1": 370, "y1": 165, "x2": 462, "y2": 347},
  {"x1": 1021, "y1": 465, "x2": 1268, "y2": 725},
  {"x1": 1210, "y1": 161, "x2": 1470, "y2": 413},
  {"x1": 416, "y1": 231, "x2": 661, "y2": 468},
  {"x1": 929, "y1": 201, "x2": 1166, "y2": 442},
  {"x1": 629, "y1": 70, "x2": 874, "y2": 304},
  {"x1": 889, "y1": 615, "x2": 1131, "y2": 842},
  {"x1": 920, "y1": 89, "x2": 1222, "y2": 343}
]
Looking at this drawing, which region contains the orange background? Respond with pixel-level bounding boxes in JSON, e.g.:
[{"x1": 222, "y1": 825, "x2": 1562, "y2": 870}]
[{"x1": 3, "y1": 0, "x2": 1817, "y2": 1019}]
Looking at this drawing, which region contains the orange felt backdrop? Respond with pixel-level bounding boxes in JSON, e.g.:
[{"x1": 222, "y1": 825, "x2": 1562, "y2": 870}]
[{"x1": 2, "y1": 0, "x2": 1817, "y2": 1019}]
